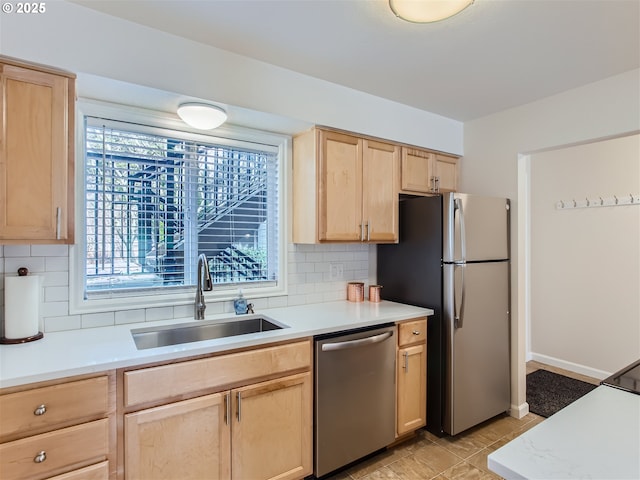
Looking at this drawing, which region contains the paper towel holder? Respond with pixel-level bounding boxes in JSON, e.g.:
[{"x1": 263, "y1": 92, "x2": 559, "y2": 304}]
[{"x1": 1, "y1": 267, "x2": 44, "y2": 345}]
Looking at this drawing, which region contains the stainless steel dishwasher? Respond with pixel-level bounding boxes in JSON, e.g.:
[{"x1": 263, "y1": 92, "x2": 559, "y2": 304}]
[{"x1": 314, "y1": 324, "x2": 396, "y2": 477}]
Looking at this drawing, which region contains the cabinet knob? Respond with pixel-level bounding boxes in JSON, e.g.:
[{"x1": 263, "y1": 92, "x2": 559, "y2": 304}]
[
  {"x1": 412, "y1": 330, "x2": 421, "y2": 335},
  {"x1": 34, "y1": 404, "x2": 47, "y2": 416},
  {"x1": 34, "y1": 451, "x2": 47, "y2": 463}
]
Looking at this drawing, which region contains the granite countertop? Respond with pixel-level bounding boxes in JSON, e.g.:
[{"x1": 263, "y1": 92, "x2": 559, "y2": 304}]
[
  {"x1": 488, "y1": 385, "x2": 640, "y2": 479},
  {"x1": 0, "y1": 300, "x2": 432, "y2": 388}
]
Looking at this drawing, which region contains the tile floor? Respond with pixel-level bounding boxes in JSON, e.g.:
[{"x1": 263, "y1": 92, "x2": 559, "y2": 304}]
[{"x1": 324, "y1": 362, "x2": 600, "y2": 480}]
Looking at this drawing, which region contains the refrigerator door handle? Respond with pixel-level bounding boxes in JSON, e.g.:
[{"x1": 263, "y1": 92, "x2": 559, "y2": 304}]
[
  {"x1": 454, "y1": 198, "x2": 467, "y2": 263},
  {"x1": 454, "y1": 264, "x2": 466, "y2": 329}
]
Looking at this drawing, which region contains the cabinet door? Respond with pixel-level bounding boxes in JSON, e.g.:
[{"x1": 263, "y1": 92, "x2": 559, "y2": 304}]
[
  {"x1": 400, "y1": 147, "x2": 433, "y2": 194},
  {"x1": 362, "y1": 140, "x2": 399, "y2": 242},
  {"x1": 232, "y1": 372, "x2": 312, "y2": 480},
  {"x1": 433, "y1": 154, "x2": 458, "y2": 193},
  {"x1": 397, "y1": 345, "x2": 427, "y2": 436},
  {"x1": 318, "y1": 130, "x2": 362, "y2": 241},
  {"x1": 0, "y1": 64, "x2": 72, "y2": 242},
  {"x1": 124, "y1": 393, "x2": 231, "y2": 480}
]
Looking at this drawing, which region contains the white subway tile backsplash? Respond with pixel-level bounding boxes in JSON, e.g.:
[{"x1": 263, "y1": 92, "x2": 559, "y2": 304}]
[
  {"x1": 305, "y1": 293, "x2": 323, "y2": 304},
  {"x1": 172, "y1": 304, "x2": 193, "y2": 319},
  {"x1": 204, "y1": 301, "x2": 225, "y2": 316},
  {"x1": 45, "y1": 257, "x2": 69, "y2": 272},
  {"x1": 2, "y1": 242, "x2": 370, "y2": 333},
  {"x1": 323, "y1": 290, "x2": 345, "y2": 302},
  {"x1": 3, "y1": 245, "x2": 31, "y2": 257},
  {"x1": 287, "y1": 294, "x2": 307, "y2": 306},
  {"x1": 305, "y1": 252, "x2": 323, "y2": 262},
  {"x1": 314, "y1": 262, "x2": 330, "y2": 273},
  {"x1": 288, "y1": 273, "x2": 306, "y2": 285},
  {"x1": 31, "y1": 245, "x2": 69, "y2": 257},
  {"x1": 41, "y1": 300, "x2": 69, "y2": 318},
  {"x1": 294, "y1": 244, "x2": 319, "y2": 253},
  {"x1": 145, "y1": 306, "x2": 174, "y2": 322},
  {"x1": 267, "y1": 296, "x2": 288, "y2": 308},
  {"x1": 82, "y1": 312, "x2": 115, "y2": 328},
  {"x1": 297, "y1": 263, "x2": 315, "y2": 273},
  {"x1": 288, "y1": 252, "x2": 306, "y2": 263},
  {"x1": 45, "y1": 286, "x2": 69, "y2": 302},
  {"x1": 41, "y1": 271, "x2": 69, "y2": 287},
  {"x1": 305, "y1": 272, "x2": 323, "y2": 283},
  {"x1": 115, "y1": 309, "x2": 145, "y2": 325},
  {"x1": 45, "y1": 315, "x2": 81, "y2": 332}
]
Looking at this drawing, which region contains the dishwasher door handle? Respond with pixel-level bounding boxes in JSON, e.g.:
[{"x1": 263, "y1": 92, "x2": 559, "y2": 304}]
[{"x1": 321, "y1": 331, "x2": 393, "y2": 351}]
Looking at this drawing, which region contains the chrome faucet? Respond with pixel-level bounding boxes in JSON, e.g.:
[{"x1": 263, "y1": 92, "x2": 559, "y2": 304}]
[{"x1": 194, "y1": 253, "x2": 213, "y2": 320}]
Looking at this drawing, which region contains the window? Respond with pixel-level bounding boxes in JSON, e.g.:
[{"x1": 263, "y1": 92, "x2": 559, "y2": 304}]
[{"x1": 72, "y1": 103, "x2": 287, "y2": 312}]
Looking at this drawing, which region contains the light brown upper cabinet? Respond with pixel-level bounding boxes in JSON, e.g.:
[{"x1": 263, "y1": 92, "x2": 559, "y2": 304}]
[
  {"x1": 0, "y1": 56, "x2": 75, "y2": 244},
  {"x1": 293, "y1": 128, "x2": 400, "y2": 243},
  {"x1": 400, "y1": 147, "x2": 458, "y2": 195}
]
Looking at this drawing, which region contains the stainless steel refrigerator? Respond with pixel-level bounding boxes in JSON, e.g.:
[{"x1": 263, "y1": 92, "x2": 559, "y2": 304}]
[{"x1": 378, "y1": 193, "x2": 510, "y2": 436}]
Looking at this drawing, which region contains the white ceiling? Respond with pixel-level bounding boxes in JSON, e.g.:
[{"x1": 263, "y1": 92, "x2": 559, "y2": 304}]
[{"x1": 72, "y1": 0, "x2": 639, "y2": 122}]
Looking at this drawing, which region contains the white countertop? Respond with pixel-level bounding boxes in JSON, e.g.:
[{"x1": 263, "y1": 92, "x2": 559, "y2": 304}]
[
  {"x1": 488, "y1": 386, "x2": 640, "y2": 479},
  {"x1": 0, "y1": 300, "x2": 432, "y2": 388}
]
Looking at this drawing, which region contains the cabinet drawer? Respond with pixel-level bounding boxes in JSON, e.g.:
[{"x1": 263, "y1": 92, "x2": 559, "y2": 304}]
[
  {"x1": 124, "y1": 340, "x2": 312, "y2": 407},
  {"x1": 0, "y1": 377, "x2": 109, "y2": 440},
  {"x1": 0, "y1": 419, "x2": 109, "y2": 480},
  {"x1": 398, "y1": 318, "x2": 427, "y2": 347},
  {"x1": 47, "y1": 461, "x2": 109, "y2": 480}
]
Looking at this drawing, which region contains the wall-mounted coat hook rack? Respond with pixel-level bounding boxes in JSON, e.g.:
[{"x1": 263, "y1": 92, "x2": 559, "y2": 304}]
[{"x1": 556, "y1": 193, "x2": 640, "y2": 210}]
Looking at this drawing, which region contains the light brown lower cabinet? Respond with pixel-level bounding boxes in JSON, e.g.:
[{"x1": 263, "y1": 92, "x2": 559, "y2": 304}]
[
  {"x1": 396, "y1": 318, "x2": 427, "y2": 437},
  {"x1": 396, "y1": 344, "x2": 427, "y2": 435},
  {"x1": 124, "y1": 372, "x2": 311, "y2": 480}
]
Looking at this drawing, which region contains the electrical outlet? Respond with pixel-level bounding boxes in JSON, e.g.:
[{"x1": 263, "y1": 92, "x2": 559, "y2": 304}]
[{"x1": 330, "y1": 263, "x2": 344, "y2": 280}]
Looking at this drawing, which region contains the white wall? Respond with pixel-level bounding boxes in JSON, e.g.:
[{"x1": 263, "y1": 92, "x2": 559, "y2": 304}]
[
  {"x1": 0, "y1": 0, "x2": 462, "y2": 154},
  {"x1": 462, "y1": 68, "x2": 640, "y2": 416},
  {"x1": 530, "y1": 135, "x2": 640, "y2": 375}
]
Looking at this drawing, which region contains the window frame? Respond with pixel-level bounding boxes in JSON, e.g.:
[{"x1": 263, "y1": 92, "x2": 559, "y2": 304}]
[{"x1": 70, "y1": 99, "x2": 289, "y2": 315}]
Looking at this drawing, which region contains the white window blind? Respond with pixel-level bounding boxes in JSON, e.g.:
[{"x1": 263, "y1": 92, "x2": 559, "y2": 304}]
[{"x1": 83, "y1": 117, "x2": 279, "y2": 298}]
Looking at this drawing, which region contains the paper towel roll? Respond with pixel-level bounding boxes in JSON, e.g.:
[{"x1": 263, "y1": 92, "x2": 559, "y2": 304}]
[{"x1": 4, "y1": 274, "x2": 41, "y2": 339}]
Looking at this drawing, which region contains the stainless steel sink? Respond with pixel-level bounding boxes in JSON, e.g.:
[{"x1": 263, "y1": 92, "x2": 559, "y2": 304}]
[{"x1": 131, "y1": 315, "x2": 287, "y2": 350}]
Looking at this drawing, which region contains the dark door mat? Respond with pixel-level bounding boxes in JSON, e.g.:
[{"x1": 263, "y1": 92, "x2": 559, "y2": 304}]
[{"x1": 526, "y1": 369, "x2": 597, "y2": 418}]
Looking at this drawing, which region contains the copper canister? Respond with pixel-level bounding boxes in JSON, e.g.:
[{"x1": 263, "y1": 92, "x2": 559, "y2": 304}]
[
  {"x1": 347, "y1": 282, "x2": 364, "y2": 302},
  {"x1": 368, "y1": 285, "x2": 382, "y2": 303}
]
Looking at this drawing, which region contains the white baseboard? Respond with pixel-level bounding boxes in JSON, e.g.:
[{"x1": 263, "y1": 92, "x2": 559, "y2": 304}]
[
  {"x1": 509, "y1": 402, "x2": 529, "y2": 419},
  {"x1": 530, "y1": 352, "x2": 611, "y2": 380}
]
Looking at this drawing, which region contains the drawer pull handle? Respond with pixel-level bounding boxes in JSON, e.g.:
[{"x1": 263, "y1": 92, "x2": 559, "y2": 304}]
[
  {"x1": 412, "y1": 330, "x2": 421, "y2": 335},
  {"x1": 34, "y1": 451, "x2": 47, "y2": 463},
  {"x1": 34, "y1": 404, "x2": 47, "y2": 416}
]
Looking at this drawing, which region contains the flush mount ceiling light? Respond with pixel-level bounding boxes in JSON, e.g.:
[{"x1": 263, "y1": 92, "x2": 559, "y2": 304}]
[
  {"x1": 177, "y1": 103, "x2": 227, "y2": 130},
  {"x1": 389, "y1": 0, "x2": 474, "y2": 23}
]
